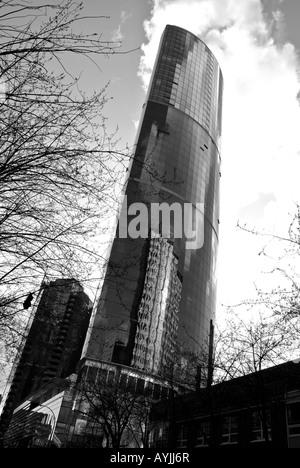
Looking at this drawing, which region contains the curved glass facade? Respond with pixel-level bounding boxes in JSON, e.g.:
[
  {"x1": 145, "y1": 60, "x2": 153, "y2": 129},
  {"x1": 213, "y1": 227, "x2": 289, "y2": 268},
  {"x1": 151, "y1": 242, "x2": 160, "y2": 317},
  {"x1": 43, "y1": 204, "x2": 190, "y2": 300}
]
[{"x1": 83, "y1": 25, "x2": 223, "y2": 375}]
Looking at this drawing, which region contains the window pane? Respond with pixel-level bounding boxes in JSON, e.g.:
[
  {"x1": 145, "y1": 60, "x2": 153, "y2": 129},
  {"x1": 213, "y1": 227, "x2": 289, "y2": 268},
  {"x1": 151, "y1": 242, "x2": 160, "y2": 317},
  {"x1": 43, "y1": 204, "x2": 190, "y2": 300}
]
[{"x1": 288, "y1": 403, "x2": 300, "y2": 425}]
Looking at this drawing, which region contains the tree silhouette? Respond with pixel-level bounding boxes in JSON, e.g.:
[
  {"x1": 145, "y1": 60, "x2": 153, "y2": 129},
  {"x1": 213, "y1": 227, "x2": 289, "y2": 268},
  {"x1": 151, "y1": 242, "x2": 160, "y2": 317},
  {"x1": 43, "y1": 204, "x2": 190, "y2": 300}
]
[{"x1": 0, "y1": 0, "x2": 136, "y2": 349}]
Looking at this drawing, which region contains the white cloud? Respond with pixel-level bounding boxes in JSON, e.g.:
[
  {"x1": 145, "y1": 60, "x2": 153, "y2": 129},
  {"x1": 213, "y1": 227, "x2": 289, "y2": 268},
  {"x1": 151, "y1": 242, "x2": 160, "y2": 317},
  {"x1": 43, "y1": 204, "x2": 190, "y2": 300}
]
[
  {"x1": 120, "y1": 10, "x2": 132, "y2": 23},
  {"x1": 111, "y1": 10, "x2": 133, "y2": 42},
  {"x1": 138, "y1": 0, "x2": 300, "y2": 307},
  {"x1": 133, "y1": 119, "x2": 139, "y2": 130},
  {"x1": 111, "y1": 25, "x2": 123, "y2": 42},
  {"x1": 138, "y1": 0, "x2": 270, "y2": 88}
]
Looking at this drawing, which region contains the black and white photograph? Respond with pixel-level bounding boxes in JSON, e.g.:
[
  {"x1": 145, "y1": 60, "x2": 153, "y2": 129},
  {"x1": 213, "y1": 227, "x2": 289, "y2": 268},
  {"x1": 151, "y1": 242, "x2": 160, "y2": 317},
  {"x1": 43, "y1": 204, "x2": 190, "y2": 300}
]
[{"x1": 0, "y1": 0, "x2": 300, "y2": 454}]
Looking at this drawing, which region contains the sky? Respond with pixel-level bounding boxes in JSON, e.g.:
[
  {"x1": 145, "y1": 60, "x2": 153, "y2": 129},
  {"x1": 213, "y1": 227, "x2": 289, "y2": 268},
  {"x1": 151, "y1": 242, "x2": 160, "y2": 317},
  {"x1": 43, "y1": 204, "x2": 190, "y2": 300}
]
[
  {"x1": 1, "y1": 0, "x2": 300, "y2": 400},
  {"x1": 79, "y1": 0, "x2": 300, "y2": 323}
]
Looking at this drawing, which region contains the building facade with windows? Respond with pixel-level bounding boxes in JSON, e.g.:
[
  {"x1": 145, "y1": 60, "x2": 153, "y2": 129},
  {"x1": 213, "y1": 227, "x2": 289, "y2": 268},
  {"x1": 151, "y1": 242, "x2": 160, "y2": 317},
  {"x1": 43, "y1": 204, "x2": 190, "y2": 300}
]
[
  {"x1": 149, "y1": 359, "x2": 300, "y2": 448},
  {"x1": 3, "y1": 375, "x2": 77, "y2": 448},
  {"x1": 5, "y1": 358, "x2": 300, "y2": 448},
  {"x1": 0, "y1": 279, "x2": 92, "y2": 442},
  {"x1": 82, "y1": 25, "x2": 223, "y2": 377}
]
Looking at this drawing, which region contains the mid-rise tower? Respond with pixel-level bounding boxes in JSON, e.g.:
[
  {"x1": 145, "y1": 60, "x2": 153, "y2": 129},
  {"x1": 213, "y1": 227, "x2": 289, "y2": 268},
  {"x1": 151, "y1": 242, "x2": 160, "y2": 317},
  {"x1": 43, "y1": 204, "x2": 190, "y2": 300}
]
[{"x1": 0, "y1": 279, "x2": 92, "y2": 437}]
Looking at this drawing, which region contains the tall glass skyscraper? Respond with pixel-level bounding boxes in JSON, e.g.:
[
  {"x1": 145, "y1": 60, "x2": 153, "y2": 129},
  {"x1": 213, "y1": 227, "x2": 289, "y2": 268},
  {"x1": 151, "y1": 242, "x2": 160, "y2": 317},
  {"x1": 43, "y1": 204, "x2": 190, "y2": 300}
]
[{"x1": 82, "y1": 25, "x2": 223, "y2": 376}]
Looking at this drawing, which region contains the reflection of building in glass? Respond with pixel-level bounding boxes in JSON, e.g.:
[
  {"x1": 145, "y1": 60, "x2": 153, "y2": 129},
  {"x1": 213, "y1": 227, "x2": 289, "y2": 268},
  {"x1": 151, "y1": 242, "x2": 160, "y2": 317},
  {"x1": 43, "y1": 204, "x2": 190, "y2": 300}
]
[
  {"x1": 132, "y1": 237, "x2": 182, "y2": 373},
  {"x1": 82, "y1": 25, "x2": 223, "y2": 376}
]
